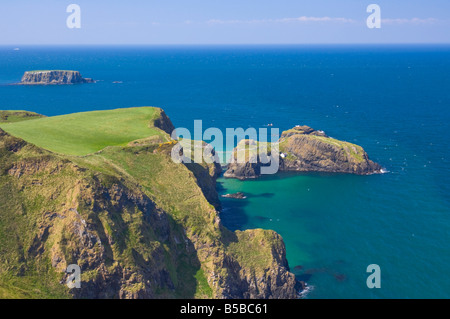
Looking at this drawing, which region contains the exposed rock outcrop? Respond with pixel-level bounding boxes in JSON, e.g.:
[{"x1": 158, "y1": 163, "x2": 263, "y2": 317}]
[
  {"x1": 221, "y1": 192, "x2": 247, "y2": 199},
  {"x1": 219, "y1": 229, "x2": 299, "y2": 299},
  {"x1": 20, "y1": 70, "x2": 95, "y2": 85},
  {"x1": 223, "y1": 139, "x2": 272, "y2": 180},
  {"x1": 152, "y1": 108, "x2": 175, "y2": 135},
  {"x1": 225, "y1": 125, "x2": 382, "y2": 179}
]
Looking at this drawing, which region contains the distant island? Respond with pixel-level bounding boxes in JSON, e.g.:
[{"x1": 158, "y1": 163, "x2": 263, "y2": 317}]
[{"x1": 19, "y1": 70, "x2": 95, "y2": 85}]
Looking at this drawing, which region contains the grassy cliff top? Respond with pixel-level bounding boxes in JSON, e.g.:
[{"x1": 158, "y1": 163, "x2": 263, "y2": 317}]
[
  {"x1": 0, "y1": 110, "x2": 46, "y2": 123},
  {"x1": 0, "y1": 107, "x2": 169, "y2": 156}
]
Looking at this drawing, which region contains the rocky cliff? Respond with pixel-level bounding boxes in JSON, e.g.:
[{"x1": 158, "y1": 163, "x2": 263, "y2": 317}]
[
  {"x1": 151, "y1": 108, "x2": 176, "y2": 135},
  {"x1": 20, "y1": 70, "x2": 95, "y2": 85},
  {"x1": 0, "y1": 110, "x2": 299, "y2": 299},
  {"x1": 224, "y1": 125, "x2": 382, "y2": 179}
]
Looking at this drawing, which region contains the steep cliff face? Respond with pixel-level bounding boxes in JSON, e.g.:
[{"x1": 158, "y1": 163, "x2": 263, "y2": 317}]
[
  {"x1": 152, "y1": 108, "x2": 176, "y2": 135},
  {"x1": 0, "y1": 129, "x2": 195, "y2": 298},
  {"x1": 225, "y1": 125, "x2": 382, "y2": 179},
  {"x1": 219, "y1": 230, "x2": 298, "y2": 299},
  {"x1": 279, "y1": 130, "x2": 381, "y2": 174},
  {"x1": 0, "y1": 109, "x2": 299, "y2": 299},
  {"x1": 223, "y1": 140, "x2": 270, "y2": 180},
  {"x1": 20, "y1": 70, "x2": 94, "y2": 85},
  {"x1": 223, "y1": 160, "x2": 262, "y2": 180}
]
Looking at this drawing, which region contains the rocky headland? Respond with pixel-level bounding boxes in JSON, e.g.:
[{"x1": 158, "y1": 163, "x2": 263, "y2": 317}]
[
  {"x1": 0, "y1": 108, "x2": 299, "y2": 299},
  {"x1": 224, "y1": 125, "x2": 382, "y2": 179}
]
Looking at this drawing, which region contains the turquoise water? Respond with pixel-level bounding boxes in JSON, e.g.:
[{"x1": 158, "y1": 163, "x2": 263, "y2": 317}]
[{"x1": 1, "y1": 45, "x2": 449, "y2": 298}]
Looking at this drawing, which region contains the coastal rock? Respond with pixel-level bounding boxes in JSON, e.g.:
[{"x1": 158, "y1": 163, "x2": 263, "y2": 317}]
[
  {"x1": 20, "y1": 70, "x2": 95, "y2": 85},
  {"x1": 225, "y1": 125, "x2": 382, "y2": 179},
  {"x1": 279, "y1": 127, "x2": 381, "y2": 174},
  {"x1": 221, "y1": 192, "x2": 247, "y2": 199},
  {"x1": 220, "y1": 229, "x2": 299, "y2": 299},
  {"x1": 152, "y1": 108, "x2": 175, "y2": 135},
  {"x1": 223, "y1": 161, "x2": 262, "y2": 180},
  {"x1": 223, "y1": 139, "x2": 274, "y2": 180}
]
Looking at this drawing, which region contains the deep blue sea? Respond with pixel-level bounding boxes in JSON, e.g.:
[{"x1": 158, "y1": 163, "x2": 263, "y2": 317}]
[{"x1": 1, "y1": 45, "x2": 449, "y2": 298}]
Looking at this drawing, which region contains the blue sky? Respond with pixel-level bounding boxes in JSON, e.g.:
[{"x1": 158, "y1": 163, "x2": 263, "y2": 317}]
[{"x1": 0, "y1": 0, "x2": 449, "y2": 44}]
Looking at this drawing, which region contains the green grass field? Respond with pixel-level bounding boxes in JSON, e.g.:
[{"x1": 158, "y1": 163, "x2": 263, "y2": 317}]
[{"x1": 0, "y1": 107, "x2": 168, "y2": 156}]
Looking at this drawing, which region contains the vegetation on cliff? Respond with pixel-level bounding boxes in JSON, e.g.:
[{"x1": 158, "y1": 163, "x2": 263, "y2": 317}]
[
  {"x1": 0, "y1": 108, "x2": 298, "y2": 299},
  {"x1": 0, "y1": 111, "x2": 46, "y2": 123},
  {"x1": 0, "y1": 107, "x2": 170, "y2": 156}
]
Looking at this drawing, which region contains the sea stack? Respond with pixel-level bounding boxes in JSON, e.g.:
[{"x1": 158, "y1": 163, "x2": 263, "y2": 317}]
[{"x1": 20, "y1": 70, "x2": 95, "y2": 85}]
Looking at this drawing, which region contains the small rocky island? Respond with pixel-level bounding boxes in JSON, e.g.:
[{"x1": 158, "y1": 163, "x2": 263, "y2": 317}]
[
  {"x1": 221, "y1": 192, "x2": 247, "y2": 199},
  {"x1": 224, "y1": 125, "x2": 382, "y2": 179},
  {"x1": 19, "y1": 70, "x2": 95, "y2": 85}
]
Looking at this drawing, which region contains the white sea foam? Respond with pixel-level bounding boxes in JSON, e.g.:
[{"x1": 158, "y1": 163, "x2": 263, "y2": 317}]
[{"x1": 298, "y1": 284, "x2": 314, "y2": 299}]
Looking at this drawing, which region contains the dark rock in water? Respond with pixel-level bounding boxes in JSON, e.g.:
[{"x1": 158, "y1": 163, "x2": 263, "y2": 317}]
[
  {"x1": 293, "y1": 265, "x2": 304, "y2": 271},
  {"x1": 257, "y1": 192, "x2": 275, "y2": 198},
  {"x1": 334, "y1": 273, "x2": 347, "y2": 282},
  {"x1": 19, "y1": 70, "x2": 95, "y2": 85},
  {"x1": 221, "y1": 192, "x2": 247, "y2": 199}
]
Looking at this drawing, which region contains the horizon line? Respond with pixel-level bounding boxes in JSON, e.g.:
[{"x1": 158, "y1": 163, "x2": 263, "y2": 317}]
[{"x1": 2, "y1": 43, "x2": 450, "y2": 46}]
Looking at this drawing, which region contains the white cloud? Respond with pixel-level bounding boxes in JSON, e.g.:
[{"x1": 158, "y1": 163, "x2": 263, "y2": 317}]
[
  {"x1": 278, "y1": 16, "x2": 356, "y2": 23},
  {"x1": 206, "y1": 16, "x2": 444, "y2": 27},
  {"x1": 381, "y1": 18, "x2": 440, "y2": 25},
  {"x1": 207, "y1": 16, "x2": 356, "y2": 25}
]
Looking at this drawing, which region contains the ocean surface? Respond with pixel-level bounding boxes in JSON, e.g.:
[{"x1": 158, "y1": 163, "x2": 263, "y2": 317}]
[{"x1": 1, "y1": 45, "x2": 449, "y2": 298}]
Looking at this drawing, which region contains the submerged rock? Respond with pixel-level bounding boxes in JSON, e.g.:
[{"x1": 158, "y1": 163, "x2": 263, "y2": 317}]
[{"x1": 19, "y1": 70, "x2": 95, "y2": 85}]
